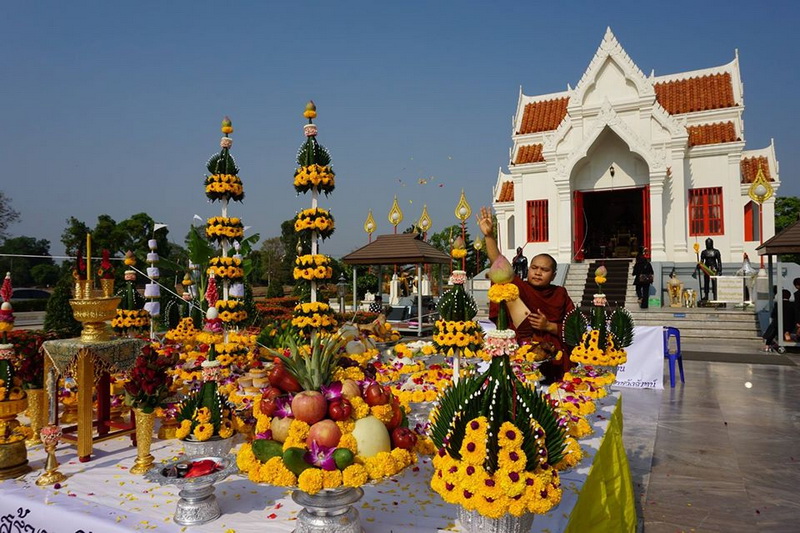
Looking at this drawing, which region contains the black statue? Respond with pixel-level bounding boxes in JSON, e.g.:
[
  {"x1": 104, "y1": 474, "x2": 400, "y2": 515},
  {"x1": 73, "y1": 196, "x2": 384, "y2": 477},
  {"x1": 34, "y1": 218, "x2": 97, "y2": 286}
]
[
  {"x1": 512, "y1": 247, "x2": 528, "y2": 279},
  {"x1": 700, "y1": 237, "x2": 722, "y2": 300}
]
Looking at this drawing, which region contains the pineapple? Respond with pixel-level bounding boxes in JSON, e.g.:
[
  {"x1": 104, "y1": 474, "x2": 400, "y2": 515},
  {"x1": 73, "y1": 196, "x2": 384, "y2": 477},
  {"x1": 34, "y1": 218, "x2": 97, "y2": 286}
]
[{"x1": 267, "y1": 331, "x2": 347, "y2": 391}]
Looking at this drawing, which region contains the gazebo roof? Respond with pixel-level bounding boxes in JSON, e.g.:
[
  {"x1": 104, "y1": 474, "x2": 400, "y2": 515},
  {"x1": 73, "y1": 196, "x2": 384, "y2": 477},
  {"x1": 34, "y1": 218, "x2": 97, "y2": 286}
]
[
  {"x1": 341, "y1": 233, "x2": 452, "y2": 265},
  {"x1": 757, "y1": 218, "x2": 800, "y2": 255}
]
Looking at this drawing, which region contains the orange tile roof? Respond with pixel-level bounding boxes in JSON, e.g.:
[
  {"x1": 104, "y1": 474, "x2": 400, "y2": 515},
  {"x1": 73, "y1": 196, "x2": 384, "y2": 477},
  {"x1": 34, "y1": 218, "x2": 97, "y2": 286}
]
[
  {"x1": 654, "y1": 72, "x2": 735, "y2": 114},
  {"x1": 496, "y1": 181, "x2": 514, "y2": 202},
  {"x1": 518, "y1": 97, "x2": 569, "y2": 134},
  {"x1": 741, "y1": 156, "x2": 773, "y2": 183},
  {"x1": 687, "y1": 121, "x2": 739, "y2": 147},
  {"x1": 514, "y1": 144, "x2": 545, "y2": 164}
]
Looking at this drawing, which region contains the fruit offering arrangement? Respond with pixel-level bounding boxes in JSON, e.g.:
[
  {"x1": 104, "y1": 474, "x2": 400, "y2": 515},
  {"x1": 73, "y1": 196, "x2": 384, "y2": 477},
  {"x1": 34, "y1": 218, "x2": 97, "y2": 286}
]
[{"x1": 237, "y1": 333, "x2": 426, "y2": 494}]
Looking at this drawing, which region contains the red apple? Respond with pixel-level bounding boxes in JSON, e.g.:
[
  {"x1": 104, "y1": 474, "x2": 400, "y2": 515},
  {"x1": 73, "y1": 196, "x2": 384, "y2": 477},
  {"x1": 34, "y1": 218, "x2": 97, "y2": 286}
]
[
  {"x1": 271, "y1": 416, "x2": 293, "y2": 443},
  {"x1": 259, "y1": 387, "x2": 282, "y2": 417},
  {"x1": 328, "y1": 398, "x2": 353, "y2": 421},
  {"x1": 363, "y1": 383, "x2": 390, "y2": 406},
  {"x1": 291, "y1": 391, "x2": 328, "y2": 424},
  {"x1": 385, "y1": 403, "x2": 404, "y2": 431},
  {"x1": 391, "y1": 427, "x2": 417, "y2": 450},
  {"x1": 307, "y1": 419, "x2": 342, "y2": 448}
]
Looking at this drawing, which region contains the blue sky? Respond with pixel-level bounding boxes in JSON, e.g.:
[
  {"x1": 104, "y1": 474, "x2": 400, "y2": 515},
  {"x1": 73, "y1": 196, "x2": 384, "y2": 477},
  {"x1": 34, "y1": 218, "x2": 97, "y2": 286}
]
[{"x1": 2, "y1": 1, "x2": 798, "y2": 259}]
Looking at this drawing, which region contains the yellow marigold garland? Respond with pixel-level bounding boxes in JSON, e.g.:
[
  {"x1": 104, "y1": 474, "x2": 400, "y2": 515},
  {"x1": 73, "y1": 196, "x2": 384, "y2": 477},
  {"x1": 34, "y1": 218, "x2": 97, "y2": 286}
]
[
  {"x1": 487, "y1": 283, "x2": 520, "y2": 303},
  {"x1": 205, "y1": 174, "x2": 244, "y2": 202},
  {"x1": 205, "y1": 216, "x2": 244, "y2": 242},
  {"x1": 294, "y1": 164, "x2": 335, "y2": 194},
  {"x1": 207, "y1": 256, "x2": 244, "y2": 281}
]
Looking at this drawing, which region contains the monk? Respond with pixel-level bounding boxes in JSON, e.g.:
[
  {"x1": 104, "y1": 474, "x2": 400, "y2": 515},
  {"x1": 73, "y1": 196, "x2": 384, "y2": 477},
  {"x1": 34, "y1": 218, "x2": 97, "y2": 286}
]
[{"x1": 477, "y1": 206, "x2": 575, "y2": 382}]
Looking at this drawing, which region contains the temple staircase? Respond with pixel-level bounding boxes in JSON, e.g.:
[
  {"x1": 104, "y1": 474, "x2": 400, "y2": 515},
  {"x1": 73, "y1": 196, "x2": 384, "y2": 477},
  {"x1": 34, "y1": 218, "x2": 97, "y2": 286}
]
[{"x1": 564, "y1": 260, "x2": 763, "y2": 343}]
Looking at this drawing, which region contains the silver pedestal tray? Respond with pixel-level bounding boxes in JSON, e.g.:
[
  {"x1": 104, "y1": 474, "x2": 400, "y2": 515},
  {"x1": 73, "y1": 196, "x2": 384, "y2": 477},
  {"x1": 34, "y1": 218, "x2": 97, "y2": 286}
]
[
  {"x1": 145, "y1": 454, "x2": 238, "y2": 526},
  {"x1": 292, "y1": 486, "x2": 365, "y2": 533}
]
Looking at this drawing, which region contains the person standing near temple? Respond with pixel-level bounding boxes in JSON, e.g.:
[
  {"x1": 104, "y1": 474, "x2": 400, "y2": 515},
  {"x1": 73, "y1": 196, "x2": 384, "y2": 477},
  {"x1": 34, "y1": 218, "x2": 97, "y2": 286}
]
[
  {"x1": 512, "y1": 247, "x2": 528, "y2": 280},
  {"x1": 477, "y1": 206, "x2": 575, "y2": 382},
  {"x1": 632, "y1": 250, "x2": 654, "y2": 309},
  {"x1": 700, "y1": 238, "x2": 722, "y2": 301}
]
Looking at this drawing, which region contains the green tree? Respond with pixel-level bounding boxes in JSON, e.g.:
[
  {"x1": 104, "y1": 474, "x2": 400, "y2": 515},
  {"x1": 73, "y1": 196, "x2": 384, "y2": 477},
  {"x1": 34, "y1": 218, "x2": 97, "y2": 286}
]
[
  {"x1": 61, "y1": 216, "x2": 91, "y2": 257},
  {"x1": 0, "y1": 190, "x2": 20, "y2": 241},
  {"x1": 775, "y1": 196, "x2": 800, "y2": 233},
  {"x1": 0, "y1": 236, "x2": 54, "y2": 287},
  {"x1": 428, "y1": 224, "x2": 487, "y2": 279},
  {"x1": 259, "y1": 236, "x2": 287, "y2": 297},
  {"x1": 774, "y1": 196, "x2": 800, "y2": 263},
  {"x1": 280, "y1": 218, "x2": 305, "y2": 290},
  {"x1": 31, "y1": 264, "x2": 61, "y2": 287},
  {"x1": 44, "y1": 273, "x2": 82, "y2": 335}
]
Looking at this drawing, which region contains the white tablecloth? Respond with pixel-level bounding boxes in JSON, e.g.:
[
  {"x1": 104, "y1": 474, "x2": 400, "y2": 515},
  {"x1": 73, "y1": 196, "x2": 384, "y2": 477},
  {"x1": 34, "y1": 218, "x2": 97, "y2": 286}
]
[{"x1": 0, "y1": 394, "x2": 627, "y2": 532}]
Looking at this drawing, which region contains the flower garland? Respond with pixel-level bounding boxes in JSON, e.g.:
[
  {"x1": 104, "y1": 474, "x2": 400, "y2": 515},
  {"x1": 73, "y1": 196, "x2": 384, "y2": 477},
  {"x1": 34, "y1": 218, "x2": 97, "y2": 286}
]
[
  {"x1": 487, "y1": 283, "x2": 520, "y2": 303},
  {"x1": 515, "y1": 342, "x2": 561, "y2": 364},
  {"x1": 205, "y1": 174, "x2": 244, "y2": 202},
  {"x1": 206, "y1": 256, "x2": 244, "y2": 282},
  {"x1": 294, "y1": 208, "x2": 335, "y2": 240},
  {"x1": 164, "y1": 317, "x2": 200, "y2": 344},
  {"x1": 291, "y1": 302, "x2": 337, "y2": 333},
  {"x1": 569, "y1": 330, "x2": 627, "y2": 366},
  {"x1": 216, "y1": 300, "x2": 248, "y2": 326},
  {"x1": 563, "y1": 366, "x2": 616, "y2": 388},
  {"x1": 547, "y1": 377, "x2": 606, "y2": 401},
  {"x1": 431, "y1": 418, "x2": 563, "y2": 518},
  {"x1": 432, "y1": 320, "x2": 484, "y2": 356},
  {"x1": 483, "y1": 329, "x2": 519, "y2": 358},
  {"x1": 294, "y1": 164, "x2": 335, "y2": 194},
  {"x1": 205, "y1": 216, "x2": 244, "y2": 242},
  {"x1": 111, "y1": 309, "x2": 150, "y2": 333},
  {"x1": 451, "y1": 248, "x2": 467, "y2": 259},
  {"x1": 293, "y1": 254, "x2": 333, "y2": 281}
]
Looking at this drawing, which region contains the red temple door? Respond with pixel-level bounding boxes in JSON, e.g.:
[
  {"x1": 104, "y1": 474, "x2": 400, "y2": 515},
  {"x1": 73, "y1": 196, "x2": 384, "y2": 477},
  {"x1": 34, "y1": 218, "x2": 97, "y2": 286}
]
[{"x1": 573, "y1": 190, "x2": 584, "y2": 261}]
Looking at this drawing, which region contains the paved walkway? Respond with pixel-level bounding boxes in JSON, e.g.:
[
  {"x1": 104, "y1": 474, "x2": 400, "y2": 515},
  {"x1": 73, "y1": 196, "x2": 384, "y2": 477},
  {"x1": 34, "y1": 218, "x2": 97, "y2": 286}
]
[{"x1": 621, "y1": 350, "x2": 800, "y2": 532}]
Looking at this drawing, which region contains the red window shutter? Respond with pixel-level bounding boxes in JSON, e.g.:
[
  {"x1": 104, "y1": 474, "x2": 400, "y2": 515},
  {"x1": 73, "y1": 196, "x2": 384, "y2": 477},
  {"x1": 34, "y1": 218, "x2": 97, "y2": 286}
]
[
  {"x1": 744, "y1": 201, "x2": 759, "y2": 241},
  {"x1": 688, "y1": 187, "x2": 724, "y2": 236},
  {"x1": 526, "y1": 200, "x2": 548, "y2": 242}
]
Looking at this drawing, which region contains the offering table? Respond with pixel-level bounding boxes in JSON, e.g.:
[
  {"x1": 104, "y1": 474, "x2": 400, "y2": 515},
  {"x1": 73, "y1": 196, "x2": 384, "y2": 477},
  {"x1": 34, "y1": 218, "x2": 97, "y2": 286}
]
[
  {"x1": 41, "y1": 337, "x2": 145, "y2": 462},
  {"x1": 0, "y1": 391, "x2": 636, "y2": 532}
]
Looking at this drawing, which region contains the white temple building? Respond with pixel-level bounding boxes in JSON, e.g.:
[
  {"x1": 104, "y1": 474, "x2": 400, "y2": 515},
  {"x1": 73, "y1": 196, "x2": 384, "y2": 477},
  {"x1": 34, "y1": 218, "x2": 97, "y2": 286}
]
[{"x1": 492, "y1": 28, "x2": 780, "y2": 266}]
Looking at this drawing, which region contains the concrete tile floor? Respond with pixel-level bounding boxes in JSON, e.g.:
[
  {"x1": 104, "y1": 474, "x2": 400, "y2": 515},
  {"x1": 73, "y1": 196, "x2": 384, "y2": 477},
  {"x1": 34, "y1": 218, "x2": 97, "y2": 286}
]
[{"x1": 621, "y1": 356, "x2": 800, "y2": 533}]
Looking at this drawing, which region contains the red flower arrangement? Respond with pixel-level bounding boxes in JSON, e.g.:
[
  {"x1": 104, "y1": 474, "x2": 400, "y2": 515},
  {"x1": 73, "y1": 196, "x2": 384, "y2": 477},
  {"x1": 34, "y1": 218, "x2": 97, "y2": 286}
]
[
  {"x1": 98, "y1": 249, "x2": 115, "y2": 280},
  {"x1": 124, "y1": 345, "x2": 178, "y2": 413},
  {"x1": 9, "y1": 330, "x2": 60, "y2": 389}
]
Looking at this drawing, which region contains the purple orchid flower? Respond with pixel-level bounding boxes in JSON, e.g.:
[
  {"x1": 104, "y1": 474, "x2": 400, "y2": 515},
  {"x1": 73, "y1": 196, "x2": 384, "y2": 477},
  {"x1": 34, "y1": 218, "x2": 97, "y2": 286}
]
[
  {"x1": 274, "y1": 396, "x2": 293, "y2": 419},
  {"x1": 304, "y1": 441, "x2": 337, "y2": 471},
  {"x1": 320, "y1": 381, "x2": 343, "y2": 401},
  {"x1": 255, "y1": 430, "x2": 273, "y2": 440}
]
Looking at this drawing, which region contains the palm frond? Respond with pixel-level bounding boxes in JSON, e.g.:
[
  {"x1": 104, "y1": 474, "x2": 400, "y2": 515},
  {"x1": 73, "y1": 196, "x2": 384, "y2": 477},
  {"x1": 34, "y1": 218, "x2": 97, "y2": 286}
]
[
  {"x1": 563, "y1": 309, "x2": 588, "y2": 347},
  {"x1": 609, "y1": 307, "x2": 635, "y2": 348},
  {"x1": 516, "y1": 383, "x2": 567, "y2": 466}
]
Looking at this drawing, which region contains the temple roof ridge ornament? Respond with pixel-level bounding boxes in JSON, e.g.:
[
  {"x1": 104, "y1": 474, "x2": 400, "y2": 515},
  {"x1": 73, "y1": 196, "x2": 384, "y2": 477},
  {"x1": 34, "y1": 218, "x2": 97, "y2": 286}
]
[{"x1": 571, "y1": 27, "x2": 653, "y2": 107}]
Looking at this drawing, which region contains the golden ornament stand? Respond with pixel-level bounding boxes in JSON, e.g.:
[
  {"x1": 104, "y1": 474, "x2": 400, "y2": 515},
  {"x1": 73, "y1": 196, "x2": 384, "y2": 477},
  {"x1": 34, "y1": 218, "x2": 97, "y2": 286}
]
[
  {"x1": 36, "y1": 432, "x2": 67, "y2": 486},
  {"x1": 0, "y1": 396, "x2": 32, "y2": 480},
  {"x1": 130, "y1": 408, "x2": 155, "y2": 474},
  {"x1": 69, "y1": 293, "x2": 121, "y2": 343},
  {"x1": 25, "y1": 388, "x2": 47, "y2": 446}
]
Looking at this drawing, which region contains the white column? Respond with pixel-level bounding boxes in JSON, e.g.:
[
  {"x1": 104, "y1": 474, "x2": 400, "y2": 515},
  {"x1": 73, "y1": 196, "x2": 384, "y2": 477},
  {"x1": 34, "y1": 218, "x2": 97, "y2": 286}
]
[
  {"x1": 670, "y1": 150, "x2": 688, "y2": 258},
  {"x1": 554, "y1": 178, "x2": 572, "y2": 263},
  {"x1": 649, "y1": 171, "x2": 667, "y2": 261}
]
